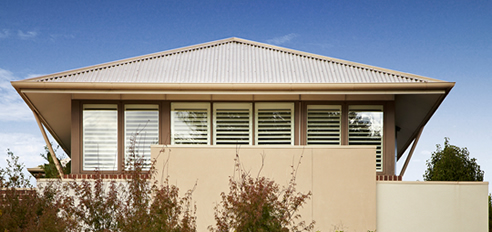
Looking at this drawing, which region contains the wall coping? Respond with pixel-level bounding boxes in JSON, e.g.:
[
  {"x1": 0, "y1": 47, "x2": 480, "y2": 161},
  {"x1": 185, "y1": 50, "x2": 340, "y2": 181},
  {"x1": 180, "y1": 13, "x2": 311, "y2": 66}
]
[
  {"x1": 377, "y1": 181, "x2": 489, "y2": 185},
  {"x1": 151, "y1": 144, "x2": 376, "y2": 150}
]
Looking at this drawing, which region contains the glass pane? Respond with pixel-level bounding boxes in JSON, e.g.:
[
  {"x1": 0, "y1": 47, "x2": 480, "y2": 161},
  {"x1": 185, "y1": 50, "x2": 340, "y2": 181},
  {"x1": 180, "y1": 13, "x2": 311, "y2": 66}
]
[
  {"x1": 348, "y1": 105, "x2": 383, "y2": 171},
  {"x1": 214, "y1": 103, "x2": 252, "y2": 145},
  {"x1": 83, "y1": 105, "x2": 118, "y2": 171},
  {"x1": 307, "y1": 105, "x2": 341, "y2": 145},
  {"x1": 171, "y1": 103, "x2": 210, "y2": 145},
  {"x1": 255, "y1": 103, "x2": 294, "y2": 145},
  {"x1": 125, "y1": 105, "x2": 159, "y2": 170}
]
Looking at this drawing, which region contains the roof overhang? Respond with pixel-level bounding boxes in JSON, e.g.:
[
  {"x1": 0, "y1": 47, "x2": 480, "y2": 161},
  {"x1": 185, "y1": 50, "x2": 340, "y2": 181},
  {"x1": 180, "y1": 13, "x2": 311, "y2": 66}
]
[{"x1": 12, "y1": 81, "x2": 454, "y2": 160}]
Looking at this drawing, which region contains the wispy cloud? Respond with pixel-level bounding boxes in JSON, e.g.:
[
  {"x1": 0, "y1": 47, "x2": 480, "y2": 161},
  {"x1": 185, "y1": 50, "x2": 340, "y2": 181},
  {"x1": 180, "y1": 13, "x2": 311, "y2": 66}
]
[
  {"x1": 49, "y1": 33, "x2": 75, "y2": 42},
  {"x1": 0, "y1": 68, "x2": 35, "y2": 121},
  {"x1": 267, "y1": 33, "x2": 298, "y2": 45},
  {"x1": 0, "y1": 29, "x2": 10, "y2": 39},
  {"x1": 26, "y1": 73, "x2": 45, "y2": 79},
  {"x1": 0, "y1": 132, "x2": 46, "y2": 166},
  {"x1": 17, "y1": 30, "x2": 38, "y2": 40}
]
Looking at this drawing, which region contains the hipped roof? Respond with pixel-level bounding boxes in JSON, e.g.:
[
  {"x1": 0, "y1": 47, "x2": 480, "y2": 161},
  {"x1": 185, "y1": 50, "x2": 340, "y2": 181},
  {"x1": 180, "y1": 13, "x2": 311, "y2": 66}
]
[
  {"x1": 22, "y1": 37, "x2": 441, "y2": 84},
  {"x1": 12, "y1": 37, "x2": 454, "y2": 160}
]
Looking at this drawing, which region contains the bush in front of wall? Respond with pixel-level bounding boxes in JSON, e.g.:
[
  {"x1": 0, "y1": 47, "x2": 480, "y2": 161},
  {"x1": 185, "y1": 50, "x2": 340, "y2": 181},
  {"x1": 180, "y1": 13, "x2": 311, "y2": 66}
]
[{"x1": 209, "y1": 153, "x2": 315, "y2": 232}]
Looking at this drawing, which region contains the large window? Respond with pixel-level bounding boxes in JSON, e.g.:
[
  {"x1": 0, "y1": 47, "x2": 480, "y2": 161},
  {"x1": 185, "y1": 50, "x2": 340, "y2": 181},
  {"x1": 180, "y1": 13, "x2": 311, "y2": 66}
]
[
  {"x1": 306, "y1": 105, "x2": 341, "y2": 145},
  {"x1": 124, "y1": 104, "x2": 159, "y2": 170},
  {"x1": 171, "y1": 102, "x2": 210, "y2": 145},
  {"x1": 83, "y1": 104, "x2": 118, "y2": 171},
  {"x1": 255, "y1": 103, "x2": 295, "y2": 145},
  {"x1": 79, "y1": 101, "x2": 387, "y2": 173},
  {"x1": 213, "y1": 103, "x2": 252, "y2": 145},
  {"x1": 348, "y1": 105, "x2": 383, "y2": 171}
]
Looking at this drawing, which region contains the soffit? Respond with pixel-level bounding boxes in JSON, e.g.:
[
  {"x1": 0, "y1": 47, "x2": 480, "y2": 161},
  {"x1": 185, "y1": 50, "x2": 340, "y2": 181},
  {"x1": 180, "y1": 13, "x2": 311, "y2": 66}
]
[{"x1": 19, "y1": 37, "x2": 444, "y2": 84}]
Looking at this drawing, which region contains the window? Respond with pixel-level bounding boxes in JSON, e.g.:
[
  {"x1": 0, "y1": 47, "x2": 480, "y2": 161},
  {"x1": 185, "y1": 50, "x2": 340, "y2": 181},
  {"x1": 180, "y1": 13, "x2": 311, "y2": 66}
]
[
  {"x1": 171, "y1": 102, "x2": 210, "y2": 145},
  {"x1": 255, "y1": 103, "x2": 295, "y2": 145},
  {"x1": 348, "y1": 105, "x2": 383, "y2": 171},
  {"x1": 306, "y1": 105, "x2": 341, "y2": 145},
  {"x1": 124, "y1": 104, "x2": 159, "y2": 170},
  {"x1": 82, "y1": 104, "x2": 118, "y2": 171},
  {"x1": 79, "y1": 101, "x2": 388, "y2": 173},
  {"x1": 213, "y1": 103, "x2": 252, "y2": 145}
]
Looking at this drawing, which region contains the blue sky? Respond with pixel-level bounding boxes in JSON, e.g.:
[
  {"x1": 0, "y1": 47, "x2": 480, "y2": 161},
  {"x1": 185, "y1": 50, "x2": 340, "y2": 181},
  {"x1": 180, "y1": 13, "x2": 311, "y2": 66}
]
[{"x1": 0, "y1": 0, "x2": 491, "y2": 184}]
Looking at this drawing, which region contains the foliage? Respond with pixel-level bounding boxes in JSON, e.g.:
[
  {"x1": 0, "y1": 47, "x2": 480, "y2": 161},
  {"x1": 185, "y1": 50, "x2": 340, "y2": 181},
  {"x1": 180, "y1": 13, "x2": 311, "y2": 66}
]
[
  {"x1": 0, "y1": 149, "x2": 31, "y2": 188},
  {"x1": 0, "y1": 186, "x2": 75, "y2": 232},
  {"x1": 0, "y1": 149, "x2": 75, "y2": 231},
  {"x1": 424, "y1": 137, "x2": 484, "y2": 181},
  {"x1": 67, "y1": 177, "x2": 120, "y2": 231},
  {"x1": 489, "y1": 194, "x2": 492, "y2": 232},
  {"x1": 39, "y1": 145, "x2": 71, "y2": 178},
  {"x1": 65, "y1": 132, "x2": 197, "y2": 231},
  {"x1": 0, "y1": 135, "x2": 196, "y2": 231},
  {"x1": 209, "y1": 153, "x2": 315, "y2": 232}
]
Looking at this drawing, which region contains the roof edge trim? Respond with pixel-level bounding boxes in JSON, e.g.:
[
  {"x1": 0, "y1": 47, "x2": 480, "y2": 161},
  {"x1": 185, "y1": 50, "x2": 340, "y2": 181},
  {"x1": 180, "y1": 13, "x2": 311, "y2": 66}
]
[
  {"x1": 20, "y1": 90, "x2": 446, "y2": 95},
  {"x1": 12, "y1": 82, "x2": 455, "y2": 92}
]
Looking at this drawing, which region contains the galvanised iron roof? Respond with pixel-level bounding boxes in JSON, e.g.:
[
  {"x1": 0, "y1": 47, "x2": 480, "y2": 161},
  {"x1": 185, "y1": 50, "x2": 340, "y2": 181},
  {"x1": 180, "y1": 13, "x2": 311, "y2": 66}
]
[{"x1": 29, "y1": 37, "x2": 442, "y2": 84}]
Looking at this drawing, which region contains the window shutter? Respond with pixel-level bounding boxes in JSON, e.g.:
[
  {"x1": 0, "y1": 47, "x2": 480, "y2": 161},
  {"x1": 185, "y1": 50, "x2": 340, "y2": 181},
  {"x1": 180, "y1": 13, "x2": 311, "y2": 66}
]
[
  {"x1": 83, "y1": 104, "x2": 118, "y2": 171},
  {"x1": 124, "y1": 105, "x2": 159, "y2": 170},
  {"x1": 307, "y1": 105, "x2": 341, "y2": 145},
  {"x1": 213, "y1": 103, "x2": 252, "y2": 145},
  {"x1": 255, "y1": 103, "x2": 294, "y2": 145},
  {"x1": 171, "y1": 103, "x2": 210, "y2": 145},
  {"x1": 348, "y1": 105, "x2": 384, "y2": 171}
]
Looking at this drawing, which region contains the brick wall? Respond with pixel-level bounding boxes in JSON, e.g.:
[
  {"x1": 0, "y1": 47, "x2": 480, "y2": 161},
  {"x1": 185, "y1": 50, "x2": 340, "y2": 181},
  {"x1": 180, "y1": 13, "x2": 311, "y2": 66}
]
[{"x1": 376, "y1": 175, "x2": 402, "y2": 181}]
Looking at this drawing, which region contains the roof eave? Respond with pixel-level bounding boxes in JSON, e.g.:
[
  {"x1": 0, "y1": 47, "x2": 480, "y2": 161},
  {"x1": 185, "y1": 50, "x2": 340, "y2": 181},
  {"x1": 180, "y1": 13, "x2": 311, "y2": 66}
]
[{"x1": 12, "y1": 81, "x2": 456, "y2": 93}]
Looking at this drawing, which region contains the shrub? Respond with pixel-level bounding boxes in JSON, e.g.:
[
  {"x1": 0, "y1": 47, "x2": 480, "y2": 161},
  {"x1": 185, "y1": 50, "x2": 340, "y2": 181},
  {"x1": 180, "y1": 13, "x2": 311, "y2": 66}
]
[
  {"x1": 424, "y1": 137, "x2": 484, "y2": 181},
  {"x1": 1, "y1": 131, "x2": 196, "y2": 232},
  {"x1": 0, "y1": 149, "x2": 74, "y2": 232},
  {"x1": 209, "y1": 153, "x2": 315, "y2": 232},
  {"x1": 66, "y1": 132, "x2": 197, "y2": 231}
]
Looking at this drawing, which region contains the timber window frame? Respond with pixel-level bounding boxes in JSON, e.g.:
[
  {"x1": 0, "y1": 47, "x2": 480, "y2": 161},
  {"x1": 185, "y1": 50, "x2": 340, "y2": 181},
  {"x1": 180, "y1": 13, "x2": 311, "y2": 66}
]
[{"x1": 73, "y1": 100, "x2": 394, "y2": 174}]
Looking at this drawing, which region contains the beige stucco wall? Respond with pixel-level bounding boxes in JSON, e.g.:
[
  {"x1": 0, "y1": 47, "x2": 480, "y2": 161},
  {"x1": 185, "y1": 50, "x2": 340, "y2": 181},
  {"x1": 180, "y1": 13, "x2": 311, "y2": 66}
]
[
  {"x1": 151, "y1": 145, "x2": 377, "y2": 231},
  {"x1": 377, "y1": 181, "x2": 489, "y2": 232}
]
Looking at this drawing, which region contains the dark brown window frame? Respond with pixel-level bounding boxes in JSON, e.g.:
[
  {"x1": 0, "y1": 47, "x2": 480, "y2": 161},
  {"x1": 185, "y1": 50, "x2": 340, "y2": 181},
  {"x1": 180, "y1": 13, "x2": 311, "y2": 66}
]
[{"x1": 71, "y1": 100, "x2": 395, "y2": 175}]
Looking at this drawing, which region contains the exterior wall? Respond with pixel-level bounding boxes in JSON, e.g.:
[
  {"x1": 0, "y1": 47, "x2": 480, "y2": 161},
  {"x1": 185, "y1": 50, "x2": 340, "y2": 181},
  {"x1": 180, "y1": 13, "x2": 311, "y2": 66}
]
[
  {"x1": 151, "y1": 145, "x2": 377, "y2": 231},
  {"x1": 377, "y1": 181, "x2": 489, "y2": 232}
]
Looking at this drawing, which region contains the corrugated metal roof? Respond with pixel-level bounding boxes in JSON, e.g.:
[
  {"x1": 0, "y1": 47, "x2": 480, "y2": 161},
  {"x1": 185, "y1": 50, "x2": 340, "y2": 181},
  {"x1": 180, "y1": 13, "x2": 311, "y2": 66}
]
[{"x1": 28, "y1": 37, "x2": 442, "y2": 83}]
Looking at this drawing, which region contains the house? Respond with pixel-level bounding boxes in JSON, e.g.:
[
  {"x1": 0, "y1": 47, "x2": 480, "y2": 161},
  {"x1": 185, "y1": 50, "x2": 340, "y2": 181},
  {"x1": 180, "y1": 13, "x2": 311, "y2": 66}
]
[{"x1": 12, "y1": 38, "x2": 487, "y2": 231}]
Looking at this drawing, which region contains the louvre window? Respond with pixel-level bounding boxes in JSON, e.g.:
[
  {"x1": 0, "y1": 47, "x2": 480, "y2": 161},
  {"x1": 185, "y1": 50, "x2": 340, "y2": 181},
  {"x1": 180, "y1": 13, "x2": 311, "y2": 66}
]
[
  {"x1": 307, "y1": 105, "x2": 341, "y2": 145},
  {"x1": 348, "y1": 105, "x2": 383, "y2": 171},
  {"x1": 82, "y1": 104, "x2": 118, "y2": 171},
  {"x1": 124, "y1": 105, "x2": 159, "y2": 170},
  {"x1": 213, "y1": 103, "x2": 252, "y2": 145},
  {"x1": 255, "y1": 103, "x2": 294, "y2": 145},
  {"x1": 171, "y1": 103, "x2": 210, "y2": 145}
]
